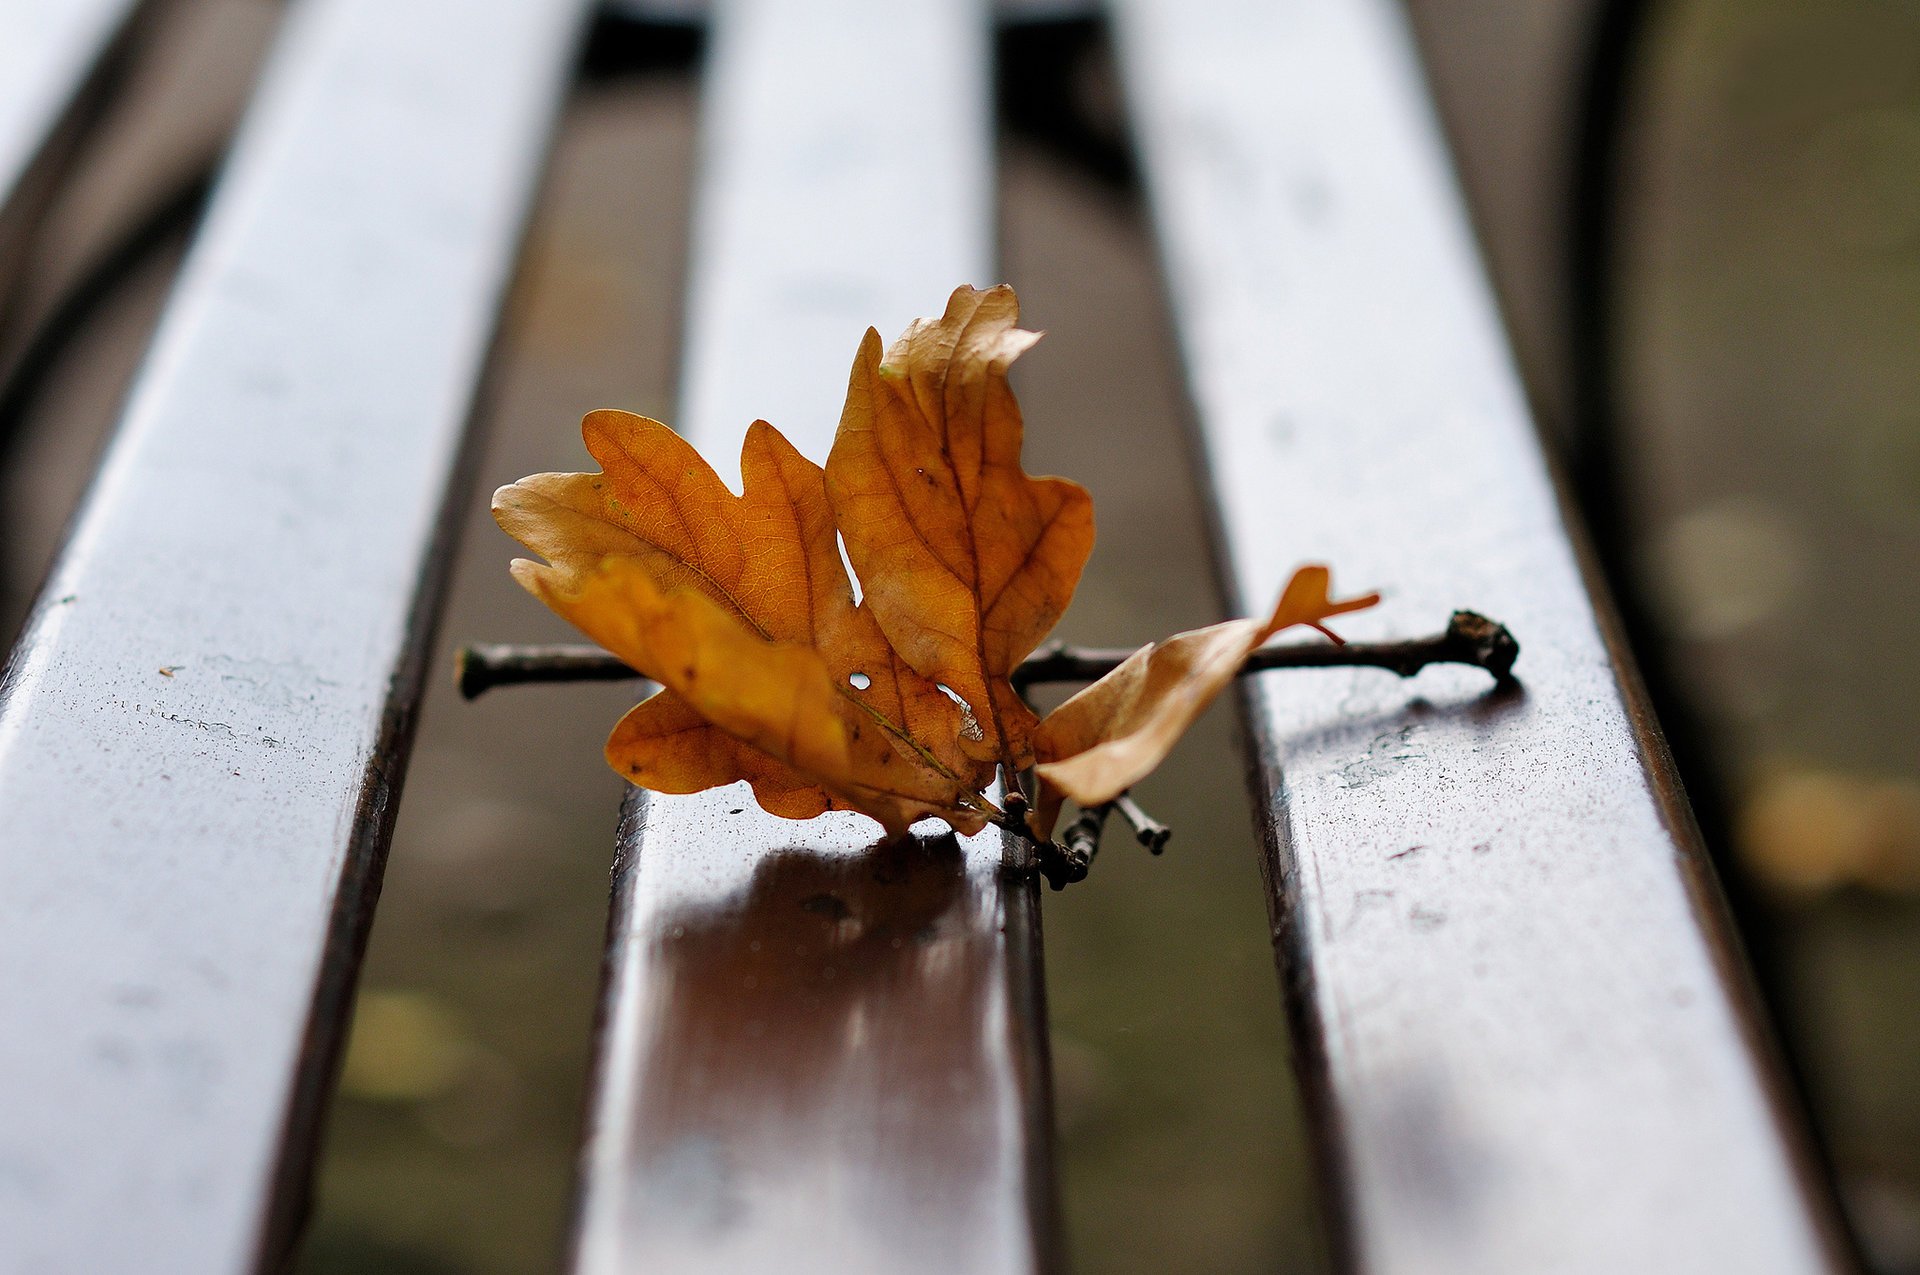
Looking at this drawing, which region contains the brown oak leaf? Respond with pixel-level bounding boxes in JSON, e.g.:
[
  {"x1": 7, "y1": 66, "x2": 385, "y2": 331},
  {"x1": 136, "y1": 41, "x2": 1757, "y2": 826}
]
[
  {"x1": 495, "y1": 284, "x2": 1373, "y2": 845},
  {"x1": 828, "y1": 285, "x2": 1094, "y2": 773},
  {"x1": 496, "y1": 413, "x2": 994, "y2": 838}
]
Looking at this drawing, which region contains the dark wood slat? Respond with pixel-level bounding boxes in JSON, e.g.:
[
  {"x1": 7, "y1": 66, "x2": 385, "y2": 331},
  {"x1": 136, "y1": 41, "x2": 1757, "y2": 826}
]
[
  {"x1": 1113, "y1": 1, "x2": 1853, "y2": 1271},
  {"x1": 0, "y1": 0, "x2": 149, "y2": 290},
  {"x1": 603, "y1": 0, "x2": 1095, "y2": 24},
  {"x1": 569, "y1": 1, "x2": 1057, "y2": 1271},
  {"x1": 0, "y1": 0, "x2": 589, "y2": 1270}
]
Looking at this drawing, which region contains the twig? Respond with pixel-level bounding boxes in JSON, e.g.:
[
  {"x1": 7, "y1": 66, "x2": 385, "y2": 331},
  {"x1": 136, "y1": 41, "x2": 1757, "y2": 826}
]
[
  {"x1": 989, "y1": 789, "x2": 1091, "y2": 891},
  {"x1": 1113, "y1": 794, "x2": 1170, "y2": 854},
  {"x1": 1047, "y1": 801, "x2": 1112, "y2": 889},
  {"x1": 456, "y1": 614, "x2": 1518, "y2": 893},
  {"x1": 982, "y1": 770, "x2": 1090, "y2": 892},
  {"x1": 1014, "y1": 610, "x2": 1519, "y2": 689},
  {"x1": 1036, "y1": 841, "x2": 1086, "y2": 892},
  {"x1": 454, "y1": 610, "x2": 1520, "y2": 700},
  {"x1": 1063, "y1": 802, "x2": 1111, "y2": 859},
  {"x1": 1022, "y1": 795, "x2": 1168, "y2": 889},
  {"x1": 455, "y1": 643, "x2": 647, "y2": 700}
]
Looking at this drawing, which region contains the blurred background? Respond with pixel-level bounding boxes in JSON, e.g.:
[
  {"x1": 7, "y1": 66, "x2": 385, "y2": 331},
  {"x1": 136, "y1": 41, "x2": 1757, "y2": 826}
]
[{"x1": 2, "y1": 1, "x2": 1915, "y2": 1271}]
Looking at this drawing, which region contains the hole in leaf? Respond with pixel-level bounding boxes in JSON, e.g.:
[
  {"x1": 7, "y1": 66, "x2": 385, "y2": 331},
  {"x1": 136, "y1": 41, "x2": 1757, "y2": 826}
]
[
  {"x1": 936, "y1": 683, "x2": 985, "y2": 741},
  {"x1": 836, "y1": 532, "x2": 865, "y2": 604},
  {"x1": 849, "y1": 672, "x2": 872, "y2": 690}
]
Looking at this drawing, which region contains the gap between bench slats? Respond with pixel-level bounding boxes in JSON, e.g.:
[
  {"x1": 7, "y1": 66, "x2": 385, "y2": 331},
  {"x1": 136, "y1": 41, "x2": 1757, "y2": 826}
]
[
  {"x1": 0, "y1": 0, "x2": 590, "y2": 1271},
  {"x1": 1113, "y1": 0, "x2": 1853, "y2": 1272},
  {"x1": 567, "y1": 1, "x2": 1057, "y2": 1272},
  {"x1": 0, "y1": 0, "x2": 149, "y2": 290}
]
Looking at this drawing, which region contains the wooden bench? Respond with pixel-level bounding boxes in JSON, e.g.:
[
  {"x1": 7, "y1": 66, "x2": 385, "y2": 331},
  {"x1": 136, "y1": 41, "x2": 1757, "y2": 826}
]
[{"x1": 0, "y1": 1, "x2": 1854, "y2": 1272}]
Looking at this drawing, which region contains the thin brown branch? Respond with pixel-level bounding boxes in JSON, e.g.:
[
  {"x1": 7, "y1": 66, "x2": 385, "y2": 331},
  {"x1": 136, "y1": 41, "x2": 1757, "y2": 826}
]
[
  {"x1": 455, "y1": 643, "x2": 644, "y2": 700},
  {"x1": 1063, "y1": 802, "x2": 1111, "y2": 858},
  {"x1": 455, "y1": 610, "x2": 1519, "y2": 701},
  {"x1": 1113, "y1": 794, "x2": 1170, "y2": 855},
  {"x1": 984, "y1": 791, "x2": 1087, "y2": 892},
  {"x1": 1013, "y1": 609, "x2": 1519, "y2": 690},
  {"x1": 1037, "y1": 838, "x2": 1089, "y2": 892},
  {"x1": 1021, "y1": 793, "x2": 1169, "y2": 890},
  {"x1": 1039, "y1": 802, "x2": 1108, "y2": 891}
]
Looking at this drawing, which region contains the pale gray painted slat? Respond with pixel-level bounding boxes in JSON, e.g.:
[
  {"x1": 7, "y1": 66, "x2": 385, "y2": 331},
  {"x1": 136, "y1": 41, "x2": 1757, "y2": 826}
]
[
  {"x1": 1113, "y1": 1, "x2": 1851, "y2": 1272},
  {"x1": 0, "y1": 0, "x2": 589, "y2": 1271},
  {"x1": 570, "y1": 1, "x2": 1055, "y2": 1272},
  {"x1": 0, "y1": 0, "x2": 148, "y2": 282}
]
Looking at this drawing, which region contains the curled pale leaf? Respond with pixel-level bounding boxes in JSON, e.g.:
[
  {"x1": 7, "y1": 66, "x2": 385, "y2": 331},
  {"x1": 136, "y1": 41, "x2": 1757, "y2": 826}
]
[
  {"x1": 827, "y1": 285, "x2": 1095, "y2": 773},
  {"x1": 1032, "y1": 567, "x2": 1379, "y2": 829}
]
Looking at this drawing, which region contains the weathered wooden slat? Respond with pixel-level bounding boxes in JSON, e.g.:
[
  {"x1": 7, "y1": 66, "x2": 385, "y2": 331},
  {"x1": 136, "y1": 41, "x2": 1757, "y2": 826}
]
[
  {"x1": 0, "y1": 0, "x2": 589, "y2": 1270},
  {"x1": 0, "y1": 0, "x2": 148, "y2": 289},
  {"x1": 568, "y1": 1, "x2": 1057, "y2": 1272},
  {"x1": 1112, "y1": 1, "x2": 1852, "y2": 1272}
]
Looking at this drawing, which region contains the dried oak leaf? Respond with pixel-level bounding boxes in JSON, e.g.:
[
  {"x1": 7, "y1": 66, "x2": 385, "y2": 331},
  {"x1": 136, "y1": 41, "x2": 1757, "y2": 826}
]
[
  {"x1": 495, "y1": 413, "x2": 996, "y2": 838},
  {"x1": 828, "y1": 285, "x2": 1094, "y2": 772},
  {"x1": 1030, "y1": 566, "x2": 1378, "y2": 834},
  {"x1": 495, "y1": 282, "x2": 1369, "y2": 847}
]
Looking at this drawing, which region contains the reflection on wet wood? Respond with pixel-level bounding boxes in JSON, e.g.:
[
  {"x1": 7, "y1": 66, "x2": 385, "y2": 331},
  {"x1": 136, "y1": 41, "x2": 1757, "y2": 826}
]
[
  {"x1": 579, "y1": 808, "x2": 1052, "y2": 1272},
  {"x1": 569, "y1": 0, "x2": 1056, "y2": 1271}
]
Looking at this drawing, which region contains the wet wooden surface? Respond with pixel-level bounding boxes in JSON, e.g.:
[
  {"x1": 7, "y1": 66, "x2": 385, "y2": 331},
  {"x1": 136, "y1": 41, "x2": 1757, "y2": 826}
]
[
  {"x1": 0, "y1": 0, "x2": 588, "y2": 1270},
  {"x1": 0, "y1": 0, "x2": 147, "y2": 284},
  {"x1": 567, "y1": 1, "x2": 1057, "y2": 1272},
  {"x1": 1113, "y1": 0, "x2": 1853, "y2": 1271}
]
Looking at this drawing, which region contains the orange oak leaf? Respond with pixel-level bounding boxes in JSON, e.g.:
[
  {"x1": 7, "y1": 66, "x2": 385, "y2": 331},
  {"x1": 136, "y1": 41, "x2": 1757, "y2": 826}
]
[
  {"x1": 495, "y1": 412, "x2": 993, "y2": 838},
  {"x1": 494, "y1": 284, "x2": 1378, "y2": 851},
  {"x1": 1030, "y1": 567, "x2": 1379, "y2": 831},
  {"x1": 606, "y1": 688, "x2": 837, "y2": 822},
  {"x1": 827, "y1": 285, "x2": 1095, "y2": 774}
]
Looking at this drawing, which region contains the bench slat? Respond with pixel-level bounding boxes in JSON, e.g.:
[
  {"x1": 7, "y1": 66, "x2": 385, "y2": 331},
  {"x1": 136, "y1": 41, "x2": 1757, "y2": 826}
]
[
  {"x1": 568, "y1": 2, "x2": 1056, "y2": 1272},
  {"x1": 0, "y1": 0, "x2": 147, "y2": 283},
  {"x1": 1113, "y1": 1, "x2": 1851, "y2": 1271},
  {"x1": 0, "y1": 0, "x2": 588, "y2": 1270}
]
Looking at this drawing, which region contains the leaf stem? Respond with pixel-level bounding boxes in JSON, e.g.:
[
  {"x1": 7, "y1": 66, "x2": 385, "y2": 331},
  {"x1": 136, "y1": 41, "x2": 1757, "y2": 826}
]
[{"x1": 454, "y1": 610, "x2": 1520, "y2": 700}]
